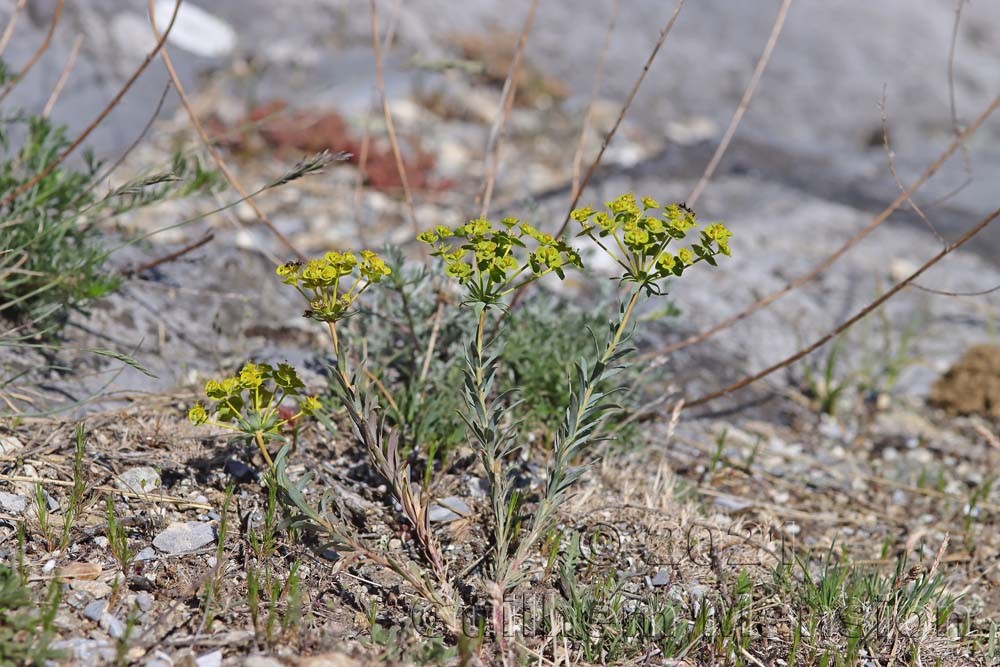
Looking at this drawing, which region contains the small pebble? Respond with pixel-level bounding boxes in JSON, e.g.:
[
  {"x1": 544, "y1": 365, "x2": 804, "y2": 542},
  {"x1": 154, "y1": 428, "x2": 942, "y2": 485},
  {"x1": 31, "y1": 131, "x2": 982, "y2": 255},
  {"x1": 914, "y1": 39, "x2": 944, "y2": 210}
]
[
  {"x1": 70, "y1": 580, "x2": 113, "y2": 599},
  {"x1": 49, "y1": 638, "x2": 115, "y2": 663},
  {"x1": 116, "y1": 467, "x2": 161, "y2": 494},
  {"x1": 100, "y1": 613, "x2": 126, "y2": 639},
  {"x1": 195, "y1": 649, "x2": 223, "y2": 667},
  {"x1": 83, "y1": 599, "x2": 108, "y2": 621},
  {"x1": 135, "y1": 591, "x2": 154, "y2": 612},
  {"x1": 428, "y1": 496, "x2": 470, "y2": 523},
  {"x1": 152, "y1": 522, "x2": 215, "y2": 554},
  {"x1": 0, "y1": 492, "x2": 27, "y2": 514},
  {"x1": 135, "y1": 547, "x2": 157, "y2": 561},
  {"x1": 649, "y1": 570, "x2": 670, "y2": 587},
  {"x1": 224, "y1": 459, "x2": 257, "y2": 483},
  {"x1": 244, "y1": 657, "x2": 286, "y2": 667}
]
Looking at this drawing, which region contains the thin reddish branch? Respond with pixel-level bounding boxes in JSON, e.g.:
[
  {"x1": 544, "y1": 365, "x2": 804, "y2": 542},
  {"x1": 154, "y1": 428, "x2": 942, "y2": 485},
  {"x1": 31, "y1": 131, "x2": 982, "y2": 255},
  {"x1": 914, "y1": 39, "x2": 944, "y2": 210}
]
[
  {"x1": 0, "y1": 0, "x2": 62, "y2": 104},
  {"x1": 147, "y1": 0, "x2": 305, "y2": 262},
  {"x1": 554, "y1": 0, "x2": 685, "y2": 240},
  {"x1": 0, "y1": 0, "x2": 26, "y2": 57},
  {"x1": 686, "y1": 0, "x2": 793, "y2": 208},
  {"x1": 685, "y1": 205, "x2": 1000, "y2": 408},
  {"x1": 478, "y1": 0, "x2": 539, "y2": 219},
  {"x1": 570, "y1": 0, "x2": 622, "y2": 202},
  {"x1": 42, "y1": 34, "x2": 82, "y2": 117},
  {"x1": 0, "y1": 0, "x2": 182, "y2": 210},
  {"x1": 879, "y1": 90, "x2": 945, "y2": 244},
  {"x1": 644, "y1": 94, "x2": 1000, "y2": 361},
  {"x1": 369, "y1": 0, "x2": 419, "y2": 234}
]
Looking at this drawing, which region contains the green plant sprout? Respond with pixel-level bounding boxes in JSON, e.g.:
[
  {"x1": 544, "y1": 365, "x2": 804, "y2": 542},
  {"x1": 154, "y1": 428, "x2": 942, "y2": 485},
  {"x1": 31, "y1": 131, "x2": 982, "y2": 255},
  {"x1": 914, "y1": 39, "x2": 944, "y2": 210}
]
[
  {"x1": 188, "y1": 192, "x2": 732, "y2": 646},
  {"x1": 188, "y1": 362, "x2": 321, "y2": 468}
]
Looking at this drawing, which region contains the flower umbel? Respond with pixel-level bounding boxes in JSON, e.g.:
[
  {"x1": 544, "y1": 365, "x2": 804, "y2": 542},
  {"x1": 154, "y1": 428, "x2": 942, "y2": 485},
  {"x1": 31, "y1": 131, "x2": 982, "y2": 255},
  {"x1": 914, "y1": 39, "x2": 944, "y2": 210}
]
[
  {"x1": 571, "y1": 193, "x2": 732, "y2": 291},
  {"x1": 188, "y1": 361, "x2": 319, "y2": 468},
  {"x1": 417, "y1": 215, "x2": 582, "y2": 306},
  {"x1": 277, "y1": 248, "x2": 391, "y2": 323}
]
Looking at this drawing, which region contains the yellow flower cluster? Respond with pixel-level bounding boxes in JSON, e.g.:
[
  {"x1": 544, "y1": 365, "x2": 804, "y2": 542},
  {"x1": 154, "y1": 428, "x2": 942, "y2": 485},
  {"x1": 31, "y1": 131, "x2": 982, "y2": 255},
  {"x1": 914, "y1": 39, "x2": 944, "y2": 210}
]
[
  {"x1": 417, "y1": 216, "x2": 581, "y2": 304},
  {"x1": 571, "y1": 193, "x2": 732, "y2": 287},
  {"x1": 188, "y1": 361, "x2": 320, "y2": 433},
  {"x1": 277, "y1": 250, "x2": 391, "y2": 323}
]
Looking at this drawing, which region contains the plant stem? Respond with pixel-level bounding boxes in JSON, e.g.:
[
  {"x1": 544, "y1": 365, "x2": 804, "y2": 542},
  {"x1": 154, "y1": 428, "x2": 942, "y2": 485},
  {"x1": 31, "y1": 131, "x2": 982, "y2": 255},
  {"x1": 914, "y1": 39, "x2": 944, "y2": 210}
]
[{"x1": 254, "y1": 430, "x2": 275, "y2": 470}]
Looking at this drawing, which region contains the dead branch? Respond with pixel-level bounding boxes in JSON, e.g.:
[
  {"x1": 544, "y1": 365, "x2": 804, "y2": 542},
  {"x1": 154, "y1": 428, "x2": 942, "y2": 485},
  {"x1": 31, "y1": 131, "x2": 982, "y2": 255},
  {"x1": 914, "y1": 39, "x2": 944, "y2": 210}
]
[
  {"x1": 643, "y1": 94, "x2": 1000, "y2": 362},
  {"x1": 684, "y1": 204, "x2": 1000, "y2": 408},
  {"x1": 369, "y1": 0, "x2": 419, "y2": 234},
  {"x1": 0, "y1": 0, "x2": 62, "y2": 104},
  {"x1": 478, "y1": 0, "x2": 539, "y2": 219},
  {"x1": 148, "y1": 0, "x2": 305, "y2": 262},
  {"x1": 0, "y1": 0, "x2": 182, "y2": 210},
  {"x1": 686, "y1": 0, "x2": 793, "y2": 207}
]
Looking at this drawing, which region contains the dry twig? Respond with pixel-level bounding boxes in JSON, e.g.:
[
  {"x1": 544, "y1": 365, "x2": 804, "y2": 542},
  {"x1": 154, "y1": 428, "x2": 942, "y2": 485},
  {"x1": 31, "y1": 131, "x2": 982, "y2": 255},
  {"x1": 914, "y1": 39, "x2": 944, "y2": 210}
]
[
  {"x1": 0, "y1": 0, "x2": 26, "y2": 58},
  {"x1": 148, "y1": 1, "x2": 305, "y2": 262},
  {"x1": 0, "y1": 0, "x2": 183, "y2": 209},
  {"x1": 685, "y1": 204, "x2": 1000, "y2": 408},
  {"x1": 686, "y1": 0, "x2": 793, "y2": 207},
  {"x1": 569, "y1": 0, "x2": 622, "y2": 202},
  {"x1": 645, "y1": 94, "x2": 1000, "y2": 361},
  {"x1": 478, "y1": 0, "x2": 539, "y2": 219},
  {"x1": 0, "y1": 0, "x2": 62, "y2": 104},
  {"x1": 41, "y1": 33, "x2": 82, "y2": 117},
  {"x1": 369, "y1": 0, "x2": 419, "y2": 233},
  {"x1": 554, "y1": 0, "x2": 685, "y2": 240}
]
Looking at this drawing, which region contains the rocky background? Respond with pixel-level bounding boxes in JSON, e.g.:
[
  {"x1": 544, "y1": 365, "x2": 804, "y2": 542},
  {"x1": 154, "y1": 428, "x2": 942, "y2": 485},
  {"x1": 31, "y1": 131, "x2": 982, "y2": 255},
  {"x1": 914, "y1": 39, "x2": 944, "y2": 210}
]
[{"x1": 3, "y1": 0, "x2": 999, "y2": 414}]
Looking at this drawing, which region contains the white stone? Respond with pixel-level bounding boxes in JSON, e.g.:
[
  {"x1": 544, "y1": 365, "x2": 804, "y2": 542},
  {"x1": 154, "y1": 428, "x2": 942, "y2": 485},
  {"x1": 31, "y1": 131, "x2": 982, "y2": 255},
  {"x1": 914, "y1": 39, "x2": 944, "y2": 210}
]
[
  {"x1": 116, "y1": 467, "x2": 161, "y2": 494},
  {"x1": 153, "y1": 521, "x2": 216, "y2": 554},
  {"x1": 152, "y1": 1, "x2": 237, "y2": 58}
]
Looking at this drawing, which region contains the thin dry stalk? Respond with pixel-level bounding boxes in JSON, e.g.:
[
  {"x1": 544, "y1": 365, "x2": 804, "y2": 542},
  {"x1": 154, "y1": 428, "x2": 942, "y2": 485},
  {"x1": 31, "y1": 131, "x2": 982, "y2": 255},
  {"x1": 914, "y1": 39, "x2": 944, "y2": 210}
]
[
  {"x1": 41, "y1": 33, "x2": 82, "y2": 117},
  {"x1": 148, "y1": 1, "x2": 305, "y2": 262},
  {"x1": 570, "y1": 0, "x2": 622, "y2": 201},
  {"x1": 907, "y1": 282, "x2": 1000, "y2": 297},
  {"x1": 122, "y1": 232, "x2": 214, "y2": 278},
  {"x1": 686, "y1": 0, "x2": 793, "y2": 207},
  {"x1": 947, "y1": 0, "x2": 973, "y2": 178},
  {"x1": 554, "y1": 0, "x2": 685, "y2": 239},
  {"x1": 0, "y1": 0, "x2": 182, "y2": 209},
  {"x1": 87, "y1": 82, "x2": 171, "y2": 195},
  {"x1": 644, "y1": 94, "x2": 1000, "y2": 361},
  {"x1": 369, "y1": 0, "x2": 419, "y2": 233},
  {"x1": 879, "y1": 90, "x2": 944, "y2": 244},
  {"x1": 0, "y1": 0, "x2": 26, "y2": 57},
  {"x1": 0, "y1": 0, "x2": 62, "y2": 104},
  {"x1": 478, "y1": 0, "x2": 539, "y2": 219},
  {"x1": 685, "y1": 204, "x2": 1000, "y2": 408},
  {"x1": 353, "y1": 0, "x2": 400, "y2": 215}
]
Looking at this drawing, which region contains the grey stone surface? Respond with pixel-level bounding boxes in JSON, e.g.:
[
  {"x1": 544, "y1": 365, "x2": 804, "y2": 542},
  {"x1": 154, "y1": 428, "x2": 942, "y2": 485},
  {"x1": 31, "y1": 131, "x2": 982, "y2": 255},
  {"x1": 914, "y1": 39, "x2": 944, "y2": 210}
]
[
  {"x1": 135, "y1": 546, "x2": 157, "y2": 561},
  {"x1": 116, "y1": 466, "x2": 162, "y2": 493},
  {"x1": 49, "y1": 638, "x2": 116, "y2": 664},
  {"x1": 429, "y1": 496, "x2": 471, "y2": 523},
  {"x1": 2, "y1": 0, "x2": 997, "y2": 419},
  {"x1": 152, "y1": 521, "x2": 215, "y2": 554},
  {"x1": 100, "y1": 612, "x2": 126, "y2": 639},
  {"x1": 196, "y1": 649, "x2": 223, "y2": 667},
  {"x1": 0, "y1": 492, "x2": 27, "y2": 515},
  {"x1": 83, "y1": 598, "x2": 108, "y2": 621}
]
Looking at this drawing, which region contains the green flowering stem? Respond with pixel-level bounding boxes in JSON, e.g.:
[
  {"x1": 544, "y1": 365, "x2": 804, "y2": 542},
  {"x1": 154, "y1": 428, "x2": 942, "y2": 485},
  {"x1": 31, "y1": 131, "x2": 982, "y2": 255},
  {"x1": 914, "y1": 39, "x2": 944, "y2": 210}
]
[{"x1": 254, "y1": 430, "x2": 275, "y2": 470}]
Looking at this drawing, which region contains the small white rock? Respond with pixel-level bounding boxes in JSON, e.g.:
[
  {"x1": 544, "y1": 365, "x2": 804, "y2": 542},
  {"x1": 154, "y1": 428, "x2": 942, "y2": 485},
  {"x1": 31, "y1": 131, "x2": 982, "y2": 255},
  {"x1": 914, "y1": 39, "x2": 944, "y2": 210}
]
[
  {"x1": 116, "y1": 467, "x2": 161, "y2": 494},
  {"x1": 0, "y1": 492, "x2": 27, "y2": 514},
  {"x1": 152, "y1": 1, "x2": 236, "y2": 58},
  {"x1": 152, "y1": 522, "x2": 216, "y2": 555},
  {"x1": 0, "y1": 434, "x2": 23, "y2": 455},
  {"x1": 195, "y1": 648, "x2": 223, "y2": 667}
]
